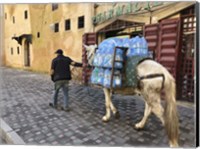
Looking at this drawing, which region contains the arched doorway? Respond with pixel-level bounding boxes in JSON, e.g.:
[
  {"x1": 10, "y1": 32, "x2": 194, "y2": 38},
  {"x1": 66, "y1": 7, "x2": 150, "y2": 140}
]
[{"x1": 24, "y1": 39, "x2": 30, "y2": 67}]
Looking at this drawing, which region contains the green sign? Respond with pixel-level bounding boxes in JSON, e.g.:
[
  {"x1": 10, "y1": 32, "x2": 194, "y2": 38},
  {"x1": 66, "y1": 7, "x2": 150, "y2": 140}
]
[{"x1": 92, "y1": 2, "x2": 163, "y2": 25}]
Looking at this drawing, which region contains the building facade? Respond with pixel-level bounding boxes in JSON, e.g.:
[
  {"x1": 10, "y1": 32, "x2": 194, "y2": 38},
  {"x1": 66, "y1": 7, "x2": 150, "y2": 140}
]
[
  {"x1": 3, "y1": 3, "x2": 94, "y2": 73},
  {"x1": 3, "y1": 2, "x2": 197, "y2": 101}
]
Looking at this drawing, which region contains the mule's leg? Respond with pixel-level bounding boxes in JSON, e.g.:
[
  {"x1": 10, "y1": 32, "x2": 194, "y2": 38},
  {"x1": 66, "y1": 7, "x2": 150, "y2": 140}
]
[
  {"x1": 102, "y1": 88, "x2": 111, "y2": 122},
  {"x1": 107, "y1": 92, "x2": 120, "y2": 119},
  {"x1": 152, "y1": 99, "x2": 164, "y2": 125},
  {"x1": 110, "y1": 101, "x2": 120, "y2": 119},
  {"x1": 135, "y1": 102, "x2": 152, "y2": 129}
]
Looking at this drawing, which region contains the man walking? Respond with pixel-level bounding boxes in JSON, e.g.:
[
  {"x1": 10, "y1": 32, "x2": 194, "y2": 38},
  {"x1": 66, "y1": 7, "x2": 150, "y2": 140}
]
[{"x1": 49, "y1": 49, "x2": 82, "y2": 112}]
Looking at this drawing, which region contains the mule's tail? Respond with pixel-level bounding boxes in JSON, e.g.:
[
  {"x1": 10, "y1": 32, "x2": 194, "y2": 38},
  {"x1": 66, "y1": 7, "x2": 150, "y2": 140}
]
[{"x1": 164, "y1": 73, "x2": 179, "y2": 147}]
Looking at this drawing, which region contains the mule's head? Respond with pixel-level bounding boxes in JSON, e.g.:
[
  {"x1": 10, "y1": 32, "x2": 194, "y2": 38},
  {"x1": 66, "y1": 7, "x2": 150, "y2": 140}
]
[{"x1": 83, "y1": 44, "x2": 97, "y2": 66}]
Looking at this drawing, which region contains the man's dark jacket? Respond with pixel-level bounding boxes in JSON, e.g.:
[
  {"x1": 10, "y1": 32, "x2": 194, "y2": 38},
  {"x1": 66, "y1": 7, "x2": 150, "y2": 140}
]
[{"x1": 51, "y1": 55, "x2": 82, "y2": 82}]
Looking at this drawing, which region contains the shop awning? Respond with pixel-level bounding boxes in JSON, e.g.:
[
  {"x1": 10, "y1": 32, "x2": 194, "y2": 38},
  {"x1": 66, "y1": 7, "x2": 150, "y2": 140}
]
[{"x1": 12, "y1": 34, "x2": 32, "y2": 45}]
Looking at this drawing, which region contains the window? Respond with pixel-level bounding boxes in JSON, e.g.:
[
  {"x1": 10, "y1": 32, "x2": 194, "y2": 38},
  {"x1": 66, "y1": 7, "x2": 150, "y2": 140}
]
[
  {"x1": 52, "y1": 4, "x2": 58, "y2": 11},
  {"x1": 37, "y1": 32, "x2": 40, "y2": 38},
  {"x1": 65, "y1": 19, "x2": 71, "y2": 31},
  {"x1": 54, "y1": 23, "x2": 59, "y2": 32},
  {"x1": 78, "y1": 16, "x2": 84, "y2": 29},
  {"x1": 11, "y1": 48, "x2": 13, "y2": 55},
  {"x1": 24, "y1": 10, "x2": 28, "y2": 19},
  {"x1": 17, "y1": 47, "x2": 20, "y2": 54},
  {"x1": 13, "y1": 16, "x2": 15, "y2": 24}
]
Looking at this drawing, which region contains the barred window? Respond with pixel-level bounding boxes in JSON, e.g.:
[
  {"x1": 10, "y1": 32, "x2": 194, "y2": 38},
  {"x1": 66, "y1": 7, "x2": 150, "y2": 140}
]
[
  {"x1": 52, "y1": 4, "x2": 58, "y2": 11},
  {"x1": 17, "y1": 47, "x2": 20, "y2": 54},
  {"x1": 13, "y1": 16, "x2": 15, "y2": 24},
  {"x1": 37, "y1": 32, "x2": 40, "y2": 38},
  {"x1": 24, "y1": 10, "x2": 28, "y2": 19},
  {"x1": 65, "y1": 19, "x2": 71, "y2": 31},
  {"x1": 54, "y1": 23, "x2": 59, "y2": 32},
  {"x1": 78, "y1": 16, "x2": 84, "y2": 29}
]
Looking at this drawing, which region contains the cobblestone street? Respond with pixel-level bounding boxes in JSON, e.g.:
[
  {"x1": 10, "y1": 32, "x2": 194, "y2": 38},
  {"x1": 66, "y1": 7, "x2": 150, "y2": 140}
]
[{"x1": 0, "y1": 67, "x2": 196, "y2": 147}]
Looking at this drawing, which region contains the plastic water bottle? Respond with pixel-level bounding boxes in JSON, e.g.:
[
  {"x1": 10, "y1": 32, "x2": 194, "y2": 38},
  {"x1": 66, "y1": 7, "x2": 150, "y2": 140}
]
[
  {"x1": 141, "y1": 37, "x2": 148, "y2": 55},
  {"x1": 103, "y1": 69, "x2": 111, "y2": 87},
  {"x1": 115, "y1": 54, "x2": 123, "y2": 69},
  {"x1": 136, "y1": 36, "x2": 142, "y2": 55},
  {"x1": 103, "y1": 54, "x2": 112, "y2": 68},
  {"x1": 91, "y1": 67, "x2": 99, "y2": 84},
  {"x1": 122, "y1": 38, "x2": 130, "y2": 47},
  {"x1": 97, "y1": 68, "x2": 104, "y2": 85},
  {"x1": 114, "y1": 70, "x2": 122, "y2": 87}
]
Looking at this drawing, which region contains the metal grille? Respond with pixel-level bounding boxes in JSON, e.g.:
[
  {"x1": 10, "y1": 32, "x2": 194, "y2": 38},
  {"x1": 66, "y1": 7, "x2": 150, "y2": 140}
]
[
  {"x1": 178, "y1": 7, "x2": 195, "y2": 102},
  {"x1": 183, "y1": 17, "x2": 196, "y2": 32}
]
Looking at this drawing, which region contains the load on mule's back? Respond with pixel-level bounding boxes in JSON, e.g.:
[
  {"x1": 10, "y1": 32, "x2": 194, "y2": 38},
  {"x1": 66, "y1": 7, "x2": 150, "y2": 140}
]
[
  {"x1": 84, "y1": 36, "x2": 179, "y2": 147},
  {"x1": 89, "y1": 36, "x2": 151, "y2": 89}
]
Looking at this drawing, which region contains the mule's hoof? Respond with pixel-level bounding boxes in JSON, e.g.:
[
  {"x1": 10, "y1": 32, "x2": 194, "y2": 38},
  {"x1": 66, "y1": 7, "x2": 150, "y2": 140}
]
[
  {"x1": 114, "y1": 111, "x2": 120, "y2": 119},
  {"x1": 102, "y1": 116, "x2": 109, "y2": 122},
  {"x1": 134, "y1": 126, "x2": 143, "y2": 131},
  {"x1": 134, "y1": 124, "x2": 144, "y2": 131}
]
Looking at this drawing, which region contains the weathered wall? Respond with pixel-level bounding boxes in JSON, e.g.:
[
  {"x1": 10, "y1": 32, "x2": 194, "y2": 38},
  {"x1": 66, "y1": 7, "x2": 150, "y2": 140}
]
[
  {"x1": 28, "y1": 3, "x2": 94, "y2": 73},
  {"x1": 4, "y1": 3, "x2": 94, "y2": 74},
  {"x1": 4, "y1": 4, "x2": 31, "y2": 68}
]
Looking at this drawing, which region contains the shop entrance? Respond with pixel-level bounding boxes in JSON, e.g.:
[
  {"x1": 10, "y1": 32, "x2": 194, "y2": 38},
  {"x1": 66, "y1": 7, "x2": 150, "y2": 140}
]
[{"x1": 82, "y1": 14, "x2": 195, "y2": 102}]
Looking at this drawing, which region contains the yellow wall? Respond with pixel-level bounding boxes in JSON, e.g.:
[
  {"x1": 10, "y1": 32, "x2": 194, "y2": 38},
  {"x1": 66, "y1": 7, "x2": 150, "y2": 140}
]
[
  {"x1": 4, "y1": 4, "x2": 31, "y2": 69},
  {"x1": 4, "y1": 3, "x2": 94, "y2": 74}
]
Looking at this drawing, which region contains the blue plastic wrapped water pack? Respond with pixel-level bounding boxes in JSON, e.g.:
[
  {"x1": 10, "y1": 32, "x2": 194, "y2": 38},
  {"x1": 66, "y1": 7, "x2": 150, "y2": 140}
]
[
  {"x1": 103, "y1": 69, "x2": 122, "y2": 88},
  {"x1": 91, "y1": 36, "x2": 150, "y2": 88},
  {"x1": 127, "y1": 36, "x2": 148, "y2": 57},
  {"x1": 93, "y1": 38, "x2": 124, "y2": 69},
  {"x1": 91, "y1": 67, "x2": 122, "y2": 88},
  {"x1": 91, "y1": 67, "x2": 104, "y2": 85}
]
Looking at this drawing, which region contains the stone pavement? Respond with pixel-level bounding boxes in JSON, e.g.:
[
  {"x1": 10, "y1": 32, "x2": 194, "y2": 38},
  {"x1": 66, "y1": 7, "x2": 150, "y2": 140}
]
[{"x1": 0, "y1": 67, "x2": 196, "y2": 147}]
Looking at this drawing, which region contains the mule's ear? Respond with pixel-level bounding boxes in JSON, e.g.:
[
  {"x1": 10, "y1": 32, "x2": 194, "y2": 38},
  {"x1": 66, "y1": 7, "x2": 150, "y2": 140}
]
[{"x1": 83, "y1": 44, "x2": 89, "y2": 49}]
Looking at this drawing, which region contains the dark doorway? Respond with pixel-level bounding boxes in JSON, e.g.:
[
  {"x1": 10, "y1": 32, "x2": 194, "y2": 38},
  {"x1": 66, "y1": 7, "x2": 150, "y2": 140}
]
[{"x1": 24, "y1": 40, "x2": 30, "y2": 67}]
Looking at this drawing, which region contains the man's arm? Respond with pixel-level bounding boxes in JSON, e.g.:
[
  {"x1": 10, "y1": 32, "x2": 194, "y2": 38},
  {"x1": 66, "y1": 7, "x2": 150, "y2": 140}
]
[
  {"x1": 68, "y1": 57, "x2": 82, "y2": 67},
  {"x1": 71, "y1": 61, "x2": 82, "y2": 67}
]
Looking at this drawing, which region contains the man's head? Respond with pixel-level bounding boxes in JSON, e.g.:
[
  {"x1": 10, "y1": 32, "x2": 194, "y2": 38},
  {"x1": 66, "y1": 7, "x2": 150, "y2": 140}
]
[{"x1": 55, "y1": 49, "x2": 63, "y2": 55}]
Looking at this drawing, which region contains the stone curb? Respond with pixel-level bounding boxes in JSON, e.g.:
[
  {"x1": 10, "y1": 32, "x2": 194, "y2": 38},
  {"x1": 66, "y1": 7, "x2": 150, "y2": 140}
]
[{"x1": 0, "y1": 118, "x2": 25, "y2": 145}]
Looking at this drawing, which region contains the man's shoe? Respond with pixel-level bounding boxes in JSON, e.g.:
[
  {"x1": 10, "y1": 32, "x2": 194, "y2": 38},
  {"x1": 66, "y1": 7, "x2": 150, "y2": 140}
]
[
  {"x1": 49, "y1": 103, "x2": 57, "y2": 109},
  {"x1": 61, "y1": 107, "x2": 70, "y2": 112}
]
